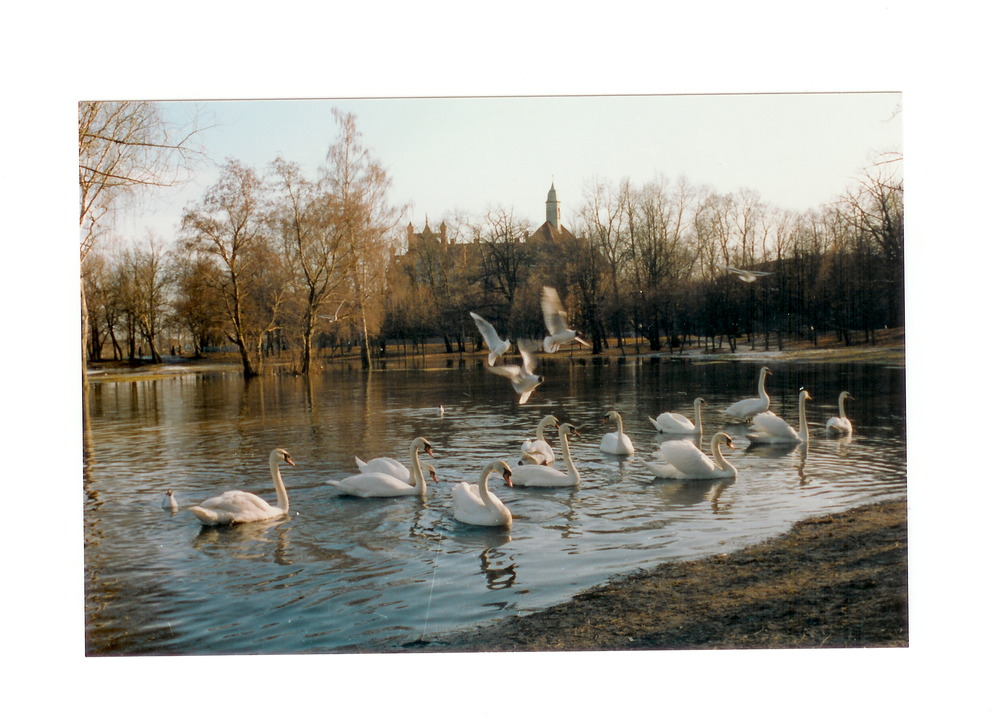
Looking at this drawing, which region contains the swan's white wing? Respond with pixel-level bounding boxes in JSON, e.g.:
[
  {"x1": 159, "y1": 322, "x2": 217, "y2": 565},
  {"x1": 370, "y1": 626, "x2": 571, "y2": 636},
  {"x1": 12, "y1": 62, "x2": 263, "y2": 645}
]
[
  {"x1": 638, "y1": 457, "x2": 683, "y2": 479},
  {"x1": 749, "y1": 411, "x2": 798, "y2": 439},
  {"x1": 651, "y1": 412, "x2": 695, "y2": 431},
  {"x1": 200, "y1": 490, "x2": 272, "y2": 514},
  {"x1": 541, "y1": 286, "x2": 570, "y2": 335},
  {"x1": 521, "y1": 439, "x2": 555, "y2": 464},
  {"x1": 511, "y1": 464, "x2": 570, "y2": 486},
  {"x1": 329, "y1": 472, "x2": 415, "y2": 497},
  {"x1": 656, "y1": 440, "x2": 716, "y2": 476},
  {"x1": 470, "y1": 312, "x2": 505, "y2": 351},
  {"x1": 724, "y1": 396, "x2": 769, "y2": 418},
  {"x1": 359, "y1": 457, "x2": 410, "y2": 482}
]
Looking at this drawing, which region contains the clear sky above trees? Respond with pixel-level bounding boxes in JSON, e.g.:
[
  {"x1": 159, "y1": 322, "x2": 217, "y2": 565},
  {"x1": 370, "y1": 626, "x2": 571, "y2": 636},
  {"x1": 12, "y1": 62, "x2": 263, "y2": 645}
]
[{"x1": 141, "y1": 94, "x2": 901, "y2": 244}]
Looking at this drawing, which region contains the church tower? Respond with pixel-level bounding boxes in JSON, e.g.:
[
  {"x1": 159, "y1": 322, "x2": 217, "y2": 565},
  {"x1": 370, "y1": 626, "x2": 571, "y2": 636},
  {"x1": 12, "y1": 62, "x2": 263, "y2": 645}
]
[{"x1": 545, "y1": 181, "x2": 561, "y2": 228}]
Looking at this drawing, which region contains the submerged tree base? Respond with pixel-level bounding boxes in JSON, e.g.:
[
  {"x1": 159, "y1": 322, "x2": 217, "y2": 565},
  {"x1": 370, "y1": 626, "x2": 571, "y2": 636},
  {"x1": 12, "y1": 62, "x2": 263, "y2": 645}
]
[{"x1": 406, "y1": 499, "x2": 907, "y2": 652}]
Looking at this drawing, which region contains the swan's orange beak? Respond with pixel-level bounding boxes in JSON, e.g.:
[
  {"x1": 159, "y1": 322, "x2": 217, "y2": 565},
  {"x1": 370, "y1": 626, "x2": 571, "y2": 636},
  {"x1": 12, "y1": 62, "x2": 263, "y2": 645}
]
[
  {"x1": 429, "y1": 469, "x2": 439, "y2": 483},
  {"x1": 424, "y1": 445, "x2": 435, "y2": 458},
  {"x1": 285, "y1": 457, "x2": 296, "y2": 466},
  {"x1": 503, "y1": 468, "x2": 513, "y2": 487}
]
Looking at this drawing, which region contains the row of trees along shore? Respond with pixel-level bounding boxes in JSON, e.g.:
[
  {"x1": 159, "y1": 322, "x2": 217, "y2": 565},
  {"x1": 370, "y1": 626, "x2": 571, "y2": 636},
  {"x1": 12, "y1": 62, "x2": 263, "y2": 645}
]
[{"x1": 81, "y1": 102, "x2": 903, "y2": 379}]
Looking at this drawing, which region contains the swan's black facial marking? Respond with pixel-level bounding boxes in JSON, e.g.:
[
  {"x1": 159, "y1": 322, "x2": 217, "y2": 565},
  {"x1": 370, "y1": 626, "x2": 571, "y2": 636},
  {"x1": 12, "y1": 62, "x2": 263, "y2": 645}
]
[{"x1": 423, "y1": 443, "x2": 434, "y2": 457}]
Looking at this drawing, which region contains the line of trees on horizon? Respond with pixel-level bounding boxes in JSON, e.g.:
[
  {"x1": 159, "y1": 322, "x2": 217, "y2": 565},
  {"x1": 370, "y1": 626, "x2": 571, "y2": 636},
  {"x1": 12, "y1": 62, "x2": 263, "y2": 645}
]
[{"x1": 81, "y1": 103, "x2": 904, "y2": 377}]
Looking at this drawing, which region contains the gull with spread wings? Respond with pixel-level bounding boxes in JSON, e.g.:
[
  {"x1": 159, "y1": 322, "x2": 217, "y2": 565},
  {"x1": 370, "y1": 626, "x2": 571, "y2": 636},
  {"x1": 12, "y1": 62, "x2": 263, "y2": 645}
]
[
  {"x1": 541, "y1": 286, "x2": 591, "y2": 353},
  {"x1": 489, "y1": 341, "x2": 543, "y2": 404},
  {"x1": 470, "y1": 311, "x2": 511, "y2": 366}
]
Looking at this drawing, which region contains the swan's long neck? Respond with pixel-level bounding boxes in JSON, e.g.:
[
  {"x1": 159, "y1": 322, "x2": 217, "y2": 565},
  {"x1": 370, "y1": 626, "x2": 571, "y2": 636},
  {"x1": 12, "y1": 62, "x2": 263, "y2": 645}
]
[
  {"x1": 758, "y1": 370, "x2": 769, "y2": 400},
  {"x1": 711, "y1": 436, "x2": 737, "y2": 475},
  {"x1": 839, "y1": 393, "x2": 848, "y2": 419},
  {"x1": 476, "y1": 466, "x2": 503, "y2": 514},
  {"x1": 613, "y1": 413, "x2": 625, "y2": 435},
  {"x1": 560, "y1": 429, "x2": 580, "y2": 483},
  {"x1": 536, "y1": 422, "x2": 547, "y2": 441},
  {"x1": 409, "y1": 441, "x2": 426, "y2": 492},
  {"x1": 270, "y1": 455, "x2": 290, "y2": 512},
  {"x1": 693, "y1": 402, "x2": 703, "y2": 434},
  {"x1": 798, "y1": 393, "x2": 810, "y2": 443}
]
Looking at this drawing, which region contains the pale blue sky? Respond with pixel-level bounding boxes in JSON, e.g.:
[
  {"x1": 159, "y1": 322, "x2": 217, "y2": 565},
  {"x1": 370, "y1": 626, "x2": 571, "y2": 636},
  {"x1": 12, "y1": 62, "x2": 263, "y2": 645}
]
[{"x1": 141, "y1": 93, "x2": 901, "y2": 242}]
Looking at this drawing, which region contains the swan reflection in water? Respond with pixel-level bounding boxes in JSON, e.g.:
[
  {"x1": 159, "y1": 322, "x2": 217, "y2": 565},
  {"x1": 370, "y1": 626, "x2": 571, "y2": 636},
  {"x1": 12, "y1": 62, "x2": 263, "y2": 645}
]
[
  {"x1": 478, "y1": 548, "x2": 517, "y2": 590},
  {"x1": 654, "y1": 476, "x2": 736, "y2": 513},
  {"x1": 193, "y1": 517, "x2": 293, "y2": 566}
]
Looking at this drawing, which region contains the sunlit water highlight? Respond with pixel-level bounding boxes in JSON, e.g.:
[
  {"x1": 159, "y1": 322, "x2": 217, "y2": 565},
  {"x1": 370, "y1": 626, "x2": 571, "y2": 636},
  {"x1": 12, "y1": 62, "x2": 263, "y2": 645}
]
[{"x1": 84, "y1": 357, "x2": 905, "y2": 654}]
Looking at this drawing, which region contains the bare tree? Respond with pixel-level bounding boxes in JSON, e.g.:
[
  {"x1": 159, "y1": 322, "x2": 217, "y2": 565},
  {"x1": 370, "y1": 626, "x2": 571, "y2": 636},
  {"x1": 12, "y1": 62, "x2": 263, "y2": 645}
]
[
  {"x1": 181, "y1": 158, "x2": 276, "y2": 377},
  {"x1": 580, "y1": 177, "x2": 630, "y2": 351},
  {"x1": 270, "y1": 157, "x2": 349, "y2": 373},
  {"x1": 471, "y1": 206, "x2": 535, "y2": 334},
  {"x1": 323, "y1": 109, "x2": 406, "y2": 369}
]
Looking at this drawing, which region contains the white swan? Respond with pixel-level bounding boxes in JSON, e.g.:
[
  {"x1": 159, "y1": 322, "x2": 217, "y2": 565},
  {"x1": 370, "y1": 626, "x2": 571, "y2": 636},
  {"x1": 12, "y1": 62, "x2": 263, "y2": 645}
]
[
  {"x1": 520, "y1": 414, "x2": 560, "y2": 465},
  {"x1": 190, "y1": 448, "x2": 295, "y2": 526},
  {"x1": 489, "y1": 343, "x2": 543, "y2": 404},
  {"x1": 470, "y1": 311, "x2": 512, "y2": 366},
  {"x1": 747, "y1": 389, "x2": 812, "y2": 445},
  {"x1": 641, "y1": 432, "x2": 738, "y2": 480},
  {"x1": 452, "y1": 460, "x2": 514, "y2": 527},
  {"x1": 600, "y1": 410, "x2": 635, "y2": 455},
  {"x1": 353, "y1": 437, "x2": 435, "y2": 484},
  {"x1": 723, "y1": 367, "x2": 772, "y2": 422},
  {"x1": 329, "y1": 437, "x2": 436, "y2": 497},
  {"x1": 512, "y1": 424, "x2": 581, "y2": 487},
  {"x1": 541, "y1": 286, "x2": 591, "y2": 353},
  {"x1": 162, "y1": 489, "x2": 178, "y2": 511},
  {"x1": 826, "y1": 391, "x2": 854, "y2": 436},
  {"x1": 649, "y1": 398, "x2": 706, "y2": 434}
]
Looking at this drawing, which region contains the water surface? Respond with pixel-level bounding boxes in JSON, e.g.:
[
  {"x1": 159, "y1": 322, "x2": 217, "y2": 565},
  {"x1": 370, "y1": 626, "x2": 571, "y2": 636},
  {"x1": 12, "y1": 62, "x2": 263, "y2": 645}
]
[{"x1": 84, "y1": 357, "x2": 906, "y2": 654}]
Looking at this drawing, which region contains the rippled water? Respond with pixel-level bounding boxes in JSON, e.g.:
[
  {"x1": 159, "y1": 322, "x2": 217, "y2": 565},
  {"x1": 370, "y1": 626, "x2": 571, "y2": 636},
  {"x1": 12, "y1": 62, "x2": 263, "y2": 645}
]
[{"x1": 84, "y1": 356, "x2": 906, "y2": 655}]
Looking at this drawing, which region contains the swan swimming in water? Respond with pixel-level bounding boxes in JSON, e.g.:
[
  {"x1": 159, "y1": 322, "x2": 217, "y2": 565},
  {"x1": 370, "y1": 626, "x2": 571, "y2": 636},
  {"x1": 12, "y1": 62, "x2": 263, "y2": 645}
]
[
  {"x1": 353, "y1": 437, "x2": 435, "y2": 483},
  {"x1": 826, "y1": 391, "x2": 854, "y2": 436},
  {"x1": 649, "y1": 398, "x2": 706, "y2": 434},
  {"x1": 470, "y1": 312, "x2": 512, "y2": 366},
  {"x1": 452, "y1": 460, "x2": 514, "y2": 527},
  {"x1": 190, "y1": 448, "x2": 295, "y2": 526},
  {"x1": 162, "y1": 489, "x2": 178, "y2": 511},
  {"x1": 600, "y1": 410, "x2": 635, "y2": 455},
  {"x1": 723, "y1": 367, "x2": 772, "y2": 422},
  {"x1": 747, "y1": 389, "x2": 812, "y2": 445},
  {"x1": 329, "y1": 438, "x2": 436, "y2": 497},
  {"x1": 520, "y1": 414, "x2": 560, "y2": 465},
  {"x1": 541, "y1": 286, "x2": 591, "y2": 353},
  {"x1": 512, "y1": 423, "x2": 581, "y2": 487},
  {"x1": 641, "y1": 432, "x2": 738, "y2": 480}
]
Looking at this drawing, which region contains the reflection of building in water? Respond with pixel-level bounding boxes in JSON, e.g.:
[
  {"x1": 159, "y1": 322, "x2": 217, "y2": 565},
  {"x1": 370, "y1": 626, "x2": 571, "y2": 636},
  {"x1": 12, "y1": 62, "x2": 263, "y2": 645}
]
[{"x1": 479, "y1": 549, "x2": 516, "y2": 590}]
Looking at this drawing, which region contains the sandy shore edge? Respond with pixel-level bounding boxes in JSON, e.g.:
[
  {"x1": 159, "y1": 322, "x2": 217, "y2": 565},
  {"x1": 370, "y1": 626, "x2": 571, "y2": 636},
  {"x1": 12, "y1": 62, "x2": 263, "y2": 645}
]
[{"x1": 401, "y1": 498, "x2": 907, "y2": 652}]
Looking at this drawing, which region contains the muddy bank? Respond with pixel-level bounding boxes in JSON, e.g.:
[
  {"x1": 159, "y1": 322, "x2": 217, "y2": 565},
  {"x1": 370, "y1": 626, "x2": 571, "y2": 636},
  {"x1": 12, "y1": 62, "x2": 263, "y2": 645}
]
[{"x1": 405, "y1": 499, "x2": 906, "y2": 652}]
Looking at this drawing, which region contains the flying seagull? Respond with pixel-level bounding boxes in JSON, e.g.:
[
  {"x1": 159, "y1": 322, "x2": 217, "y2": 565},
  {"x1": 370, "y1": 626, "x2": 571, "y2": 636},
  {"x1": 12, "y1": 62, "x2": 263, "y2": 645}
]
[
  {"x1": 318, "y1": 299, "x2": 348, "y2": 321},
  {"x1": 470, "y1": 311, "x2": 512, "y2": 366},
  {"x1": 541, "y1": 286, "x2": 591, "y2": 353},
  {"x1": 489, "y1": 341, "x2": 543, "y2": 404},
  {"x1": 720, "y1": 266, "x2": 774, "y2": 283}
]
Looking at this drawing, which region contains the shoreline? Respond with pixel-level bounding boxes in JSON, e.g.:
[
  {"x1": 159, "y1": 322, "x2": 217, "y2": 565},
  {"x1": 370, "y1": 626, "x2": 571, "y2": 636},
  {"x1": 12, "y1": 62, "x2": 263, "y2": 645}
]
[
  {"x1": 405, "y1": 498, "x2": 907, "y2": 652},
  {"x1": 86, "y1": 328, "x2": 906, "y2": 380}
]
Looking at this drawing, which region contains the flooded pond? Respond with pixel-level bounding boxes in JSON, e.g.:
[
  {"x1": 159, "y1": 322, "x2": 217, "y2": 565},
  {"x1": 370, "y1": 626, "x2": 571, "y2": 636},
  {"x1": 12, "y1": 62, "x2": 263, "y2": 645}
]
[{"x1": 84, "y1": 356, "x2": 906, "y2": 655}]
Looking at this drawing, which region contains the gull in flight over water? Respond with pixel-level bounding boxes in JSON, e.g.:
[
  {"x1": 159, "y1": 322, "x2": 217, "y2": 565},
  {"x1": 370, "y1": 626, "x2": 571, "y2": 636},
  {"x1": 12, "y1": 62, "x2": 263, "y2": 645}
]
[
  {"x1": 318, "y1": 299, "x2": 348, "y2": 322},
  {"x1": 541, "y1": 286, "x2": 591, "y2": 353},
  {"x1": 720, "y1": 266, "x2": 774, "y2": 283},
  {"x1": 470, "y1": 311, "x2": 512, "y2": 366},
  {"x1": 489, "y1": 341, "x2": 543, "y2": 404}
]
